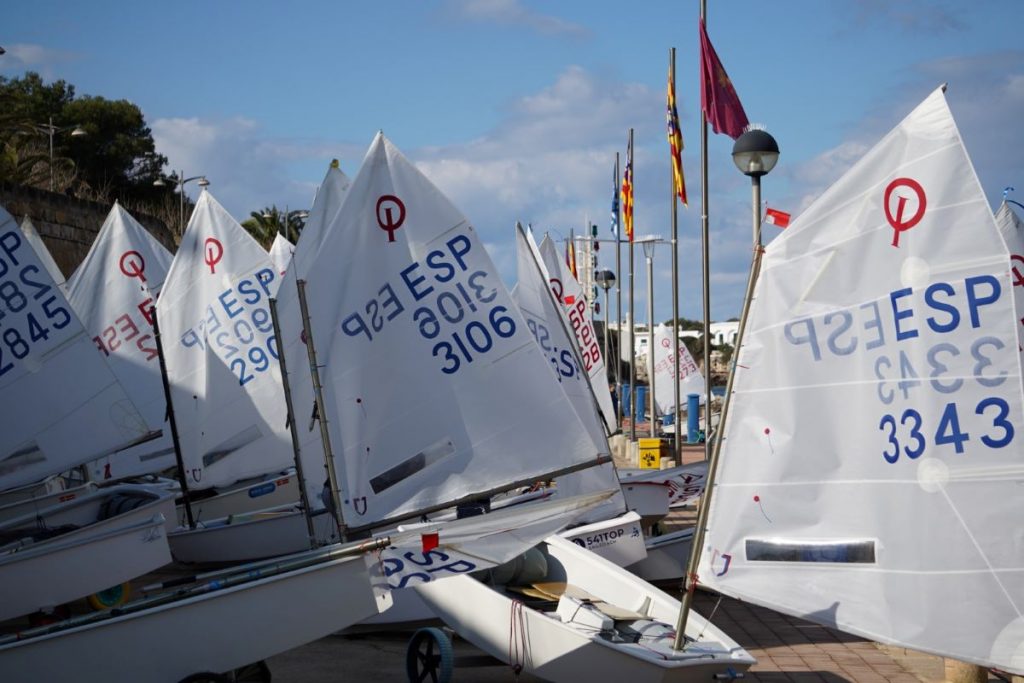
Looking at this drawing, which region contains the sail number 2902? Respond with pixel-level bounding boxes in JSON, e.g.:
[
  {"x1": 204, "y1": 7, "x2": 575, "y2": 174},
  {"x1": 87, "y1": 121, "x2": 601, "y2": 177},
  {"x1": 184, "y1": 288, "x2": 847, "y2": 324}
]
[{"x1": 879, "y1": 398, "x2": 1014, "y2": 463}]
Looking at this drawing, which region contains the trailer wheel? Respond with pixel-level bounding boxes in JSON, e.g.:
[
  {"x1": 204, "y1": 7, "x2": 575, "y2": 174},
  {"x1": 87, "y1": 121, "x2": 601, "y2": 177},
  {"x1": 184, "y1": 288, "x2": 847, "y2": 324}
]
[
  {"x1": 406, "y1": 627, "x2": 453, "y2": 683},
  {"x1": 177, "y1": 674, "x2": 230, "y2": 683},
  {"x1": 87, "y1": 582, "x2": 131, "y2": 610}
]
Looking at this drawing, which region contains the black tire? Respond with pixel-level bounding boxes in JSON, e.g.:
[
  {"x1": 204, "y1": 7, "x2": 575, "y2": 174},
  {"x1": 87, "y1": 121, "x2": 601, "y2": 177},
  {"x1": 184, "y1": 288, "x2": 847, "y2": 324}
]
[
  {"x1": 405, "y1": 627, "x2": 454, "y2": 683},
  {"x1": 177, "y1": 673, "x2": 230, "y2": 683}
]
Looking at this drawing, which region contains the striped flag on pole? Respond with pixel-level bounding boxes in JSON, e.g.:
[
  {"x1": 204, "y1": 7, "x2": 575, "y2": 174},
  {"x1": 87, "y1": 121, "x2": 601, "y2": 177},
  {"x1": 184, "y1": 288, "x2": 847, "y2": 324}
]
[
  {"x1": 566, "y1": 229, "x2": 579, "y2": 279},
  {"x1": 611, "y1": 163, "x2": 620, "y2": 237},
  {"x1": 621, "y1": 136, "x2": 634, "y2": 242},
  {"x1": 667, "y1": 57, "x2": 687, "y2": 206}
]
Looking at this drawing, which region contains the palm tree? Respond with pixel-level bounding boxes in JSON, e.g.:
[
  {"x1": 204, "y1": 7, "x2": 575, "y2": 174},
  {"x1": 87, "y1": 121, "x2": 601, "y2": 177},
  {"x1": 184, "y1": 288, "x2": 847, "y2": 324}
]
[{"x1": 241, "y1": 205, "x2": 307, "y2": 248}]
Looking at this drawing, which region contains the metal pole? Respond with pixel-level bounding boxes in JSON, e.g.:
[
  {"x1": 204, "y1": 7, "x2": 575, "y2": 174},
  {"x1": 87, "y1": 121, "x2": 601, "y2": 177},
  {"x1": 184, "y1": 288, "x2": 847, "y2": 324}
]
[
  {"x1": 269, "y1": 297, "x2": 318, "y2": 549},
  {"x1": 296, "y1": 278, "x2": 347, "y2": 541},
  {"x1": 48, "y1": 116, "x2": 55, "y2": 192},
  {"x1": 151, "y1": 306, "x2": 195, "y2": 529},
  {"x1": 674, "y1": 174, "x2": 766, "y2": 651},
  {"x1": 179, "y1": 170, "x2": 185, "y2": 237},
  {"x1": 700, "y1": 0, "x2": 712, "y2": 460},
  {"x1": 614, "y1": 154, "x2": 623, "y2": 432},
  {"x1": 628, "y1": 129, "x2": 636, "y2": 443},
  {"x1": 646, "y1": 247, "x2": 656, "y2": 438},
  {"x1": 602, "y1": 286, "x2": 611, "y2": 388},
  {"x1": 669, "y1": 47, "x2": 682, "y2": 462}
]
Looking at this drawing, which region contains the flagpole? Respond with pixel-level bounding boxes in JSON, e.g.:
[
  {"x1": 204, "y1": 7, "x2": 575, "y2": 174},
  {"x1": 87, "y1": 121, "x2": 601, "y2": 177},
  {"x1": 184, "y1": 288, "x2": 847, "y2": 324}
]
[
  {"x1": 627, "y1": 129, "x2": 636, "y2": 443},
  {"x1": 614, "y1": 153, "x2": 623, "y2": 431},
  {"x1": 669, "y1": 46, "x2": 682, "y2": 461},
  {"x1": 699, "y1": 0, "x2": 713, "y2": 459}
]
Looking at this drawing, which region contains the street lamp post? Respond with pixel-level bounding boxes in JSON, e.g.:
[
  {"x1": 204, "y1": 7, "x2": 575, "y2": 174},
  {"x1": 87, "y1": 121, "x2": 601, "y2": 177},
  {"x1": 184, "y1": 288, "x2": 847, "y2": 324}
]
[
  {"x1": 637, "y1": 237, "x2": 662, "y2": 438},
  {"x1": 154, "y1": 170, "x2": 210, "y2": 236},
  {"x1": 673, "y1": 126, "x2": 779, "y2": 651},
  {"x1": 594, "y1": 268, "x2": 616, "y2": 403},
  {"x1": 35, "y1": 116, "x2": 87, "y2": 192}
]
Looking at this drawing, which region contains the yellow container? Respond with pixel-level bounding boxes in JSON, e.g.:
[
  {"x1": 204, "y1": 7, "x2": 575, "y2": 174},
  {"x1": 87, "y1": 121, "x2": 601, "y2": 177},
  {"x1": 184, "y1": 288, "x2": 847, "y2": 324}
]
[{"x1": 637, "y1": 438, "x2": 665, "y2": 469}]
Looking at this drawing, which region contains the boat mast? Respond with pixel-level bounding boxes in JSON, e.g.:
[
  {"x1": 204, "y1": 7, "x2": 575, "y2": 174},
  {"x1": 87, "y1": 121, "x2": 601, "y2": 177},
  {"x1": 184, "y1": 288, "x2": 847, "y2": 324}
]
[
  {"x1": 672, "y1": 140, "x2": 766, "y2": 652},
  {"x1": 269, "y1": 296, "x2": 318, "y2": 548},
  {"x1": 296, "y1": 278, "x2": 348, "y2": 542},
  {"x1": 151, "y1": 305, "x2": 195, "y2": 529}
]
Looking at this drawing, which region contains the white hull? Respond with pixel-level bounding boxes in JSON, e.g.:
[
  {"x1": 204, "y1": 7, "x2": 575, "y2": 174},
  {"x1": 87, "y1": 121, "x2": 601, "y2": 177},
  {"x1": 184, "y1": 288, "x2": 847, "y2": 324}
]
[
  {"x1": 630, "y1": 528, "x2": 694, "y2": 583},
  {"x1": 0, "y1": 551, "x2": 388, "y2": 683},
  {"x1": 560, "y1": 511, "x2": 647, "y2": 566},
  {"x1": 0, "y1": 482, "x2": 97, "y2": 524},
  {"x1": 169, "y1": 505, "x2": 339, "y2": 564},
  {"x1": 0, "y1": 485, "x2": 174, "y2": 619},
  {"x1": 0, "y1": 475, "x2": 67, "y2": 508},
  {"x1": 415, "y1": 535, "x2": 754, "y2": 682},
  {"x1": 177, "y1": 471, "x2": 299, "y2": 526},
  {"x1": 619, "y1": 479, "x2": 670, "y2": 527}
]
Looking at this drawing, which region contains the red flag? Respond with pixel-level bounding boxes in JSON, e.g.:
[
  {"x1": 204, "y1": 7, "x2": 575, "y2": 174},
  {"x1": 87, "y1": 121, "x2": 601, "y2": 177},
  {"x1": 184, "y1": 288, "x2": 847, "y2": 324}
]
[
  {"x1": 765, "y1": 207, "x2": 791, "y2": 228},
  {"x1": 699, "y1": 19, "x2": 749, "y2": 140},
  {"x1": 421, "y1": 532, "x2": 439, "y2": 553}
]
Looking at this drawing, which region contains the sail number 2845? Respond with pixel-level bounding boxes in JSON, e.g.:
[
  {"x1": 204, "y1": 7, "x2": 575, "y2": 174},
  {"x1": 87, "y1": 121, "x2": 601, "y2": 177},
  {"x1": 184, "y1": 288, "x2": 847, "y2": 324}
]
[{"x1": 879, "y1": 397, "x2": 1014, "y2": 463}]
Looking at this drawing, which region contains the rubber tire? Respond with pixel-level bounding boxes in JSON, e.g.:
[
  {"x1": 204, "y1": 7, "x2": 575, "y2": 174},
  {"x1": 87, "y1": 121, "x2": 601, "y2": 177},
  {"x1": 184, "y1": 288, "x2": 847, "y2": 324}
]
[
  {"x1": 87, "y1": 582, "x2": 131, "y2": 611},
  {"x1": 405, "y1": 627, "x2": 454, "y2": 683},
  {"x1": 177, "y1": 674, "x2": 230, "y2": 683}
]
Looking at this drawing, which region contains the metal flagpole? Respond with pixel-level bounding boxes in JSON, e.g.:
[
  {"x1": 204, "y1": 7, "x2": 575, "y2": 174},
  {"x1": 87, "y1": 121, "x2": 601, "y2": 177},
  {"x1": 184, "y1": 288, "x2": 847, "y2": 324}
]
[
  {"x1": 699, "y1": 1, "x2": 713, "y2": 459},
  {"x1": 627, "y1": 129, "x2": 636, "y2": 443},
  {"x1": 269, "y1": 297, "x2": 317, "y2": 548},
  {"x1": 151, "y1": 306, "x2": 195, "y2": 529},
  {"x1": 614, "y1": 153, "x2": 624, "y2": 431},
  {"x1": 296, "y1": 279, "x2": 348, "y2": 542},
  {"x1": 669, "y1": 46, "x2": 683, "y2": 461}
]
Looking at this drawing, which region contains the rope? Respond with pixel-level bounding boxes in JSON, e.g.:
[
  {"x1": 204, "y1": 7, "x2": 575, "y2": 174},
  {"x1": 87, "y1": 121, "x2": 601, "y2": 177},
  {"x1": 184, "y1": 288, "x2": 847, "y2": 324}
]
[{"x1": 508, "y1": 599, "x2": 526, "y2": 678}]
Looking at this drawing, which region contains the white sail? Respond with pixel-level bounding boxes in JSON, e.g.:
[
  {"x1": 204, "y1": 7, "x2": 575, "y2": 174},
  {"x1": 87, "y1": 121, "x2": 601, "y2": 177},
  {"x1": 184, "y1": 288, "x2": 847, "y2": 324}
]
[
  {"x1": 65, "y1": 204, "x2": 177, "y2": 480},
  {"x1": 651, "y1": 323, "x2": 705, "y2": 414},
  {"x1": 700, "y1": 87, "x2": 1024, "y2": 674},
  {"x1": 513, "y1": 223, "x2": 624, "y2": 523},
  {"x1": 268, "y1": 233, "x2": 294, "y2": 278},
  {"x1": 277, "y1": 133, "x2": 607, "y2": 528},
  {"x1": 157, "y1": 191, "x2": 291, "y2": 490},
  {"x1": 0, "y1": 204, "x2": 151, "y2": 490},
  {"x1": 19, "y1": 217, "x2": 65, "y2": 291},
  {"x1": 537, "y1": 235, "x2": 617, "y2": 432},
  {"x1": 995, "y1": 201, "x2": 1024, "y2": 359},
  {"x1": 382, "y1": 490, "x2": 612, "y2": 588},
  {"x1": 273, "y1": 161, "x2": 353, "y2": 508}
]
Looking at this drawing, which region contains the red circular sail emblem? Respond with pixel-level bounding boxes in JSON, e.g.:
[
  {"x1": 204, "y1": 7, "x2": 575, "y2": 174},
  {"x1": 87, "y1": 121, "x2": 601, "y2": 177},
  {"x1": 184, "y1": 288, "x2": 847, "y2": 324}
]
[
  {"x1": 376, "y1": 195, "x2": 406, "y2": 243},
  {"x1": 1011, "y1": 254, "x2": 1024, "y2": 288},
  {"x1": 119, "y1": 250, "x2": 147, "y2": 283},
  {"x1": 204, "y1": 238, "x2": 224, "y2": 274},
  {"x1": 884, "y1": 178, "x2": 927, "y2": 248}
]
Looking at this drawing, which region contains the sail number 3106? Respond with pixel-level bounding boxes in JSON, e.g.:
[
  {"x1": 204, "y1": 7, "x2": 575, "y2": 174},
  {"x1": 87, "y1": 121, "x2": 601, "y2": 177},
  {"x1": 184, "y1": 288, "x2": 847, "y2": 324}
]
[{"x1": 879, "y1": 397, "x2": 1013, "y2": 463}]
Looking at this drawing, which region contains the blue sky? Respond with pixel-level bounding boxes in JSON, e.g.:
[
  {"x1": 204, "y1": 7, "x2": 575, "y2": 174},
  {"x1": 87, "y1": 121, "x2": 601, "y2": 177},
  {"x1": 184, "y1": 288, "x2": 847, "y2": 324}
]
[{"x1": 4, "y1": 0, "x2": 1023, "y2": 322}]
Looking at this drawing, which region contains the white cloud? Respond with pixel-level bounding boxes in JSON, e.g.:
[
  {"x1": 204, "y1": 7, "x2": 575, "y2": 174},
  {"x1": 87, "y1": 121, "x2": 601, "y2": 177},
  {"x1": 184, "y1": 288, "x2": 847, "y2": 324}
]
[
  {"x1": 443, "y1": 0, "x2": 589, "y2": 38},
  {"x1": 0, "y1": 43, "x2": 78, "y2": 78},
  {"x1": 150, "y1": 116, "x2": 362, "y2": 221}
]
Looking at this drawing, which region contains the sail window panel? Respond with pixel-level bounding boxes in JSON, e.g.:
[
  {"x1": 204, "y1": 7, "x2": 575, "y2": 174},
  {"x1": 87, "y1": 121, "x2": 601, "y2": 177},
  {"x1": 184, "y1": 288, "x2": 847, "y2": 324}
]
[{"x1": 745, "y1": 538, "x2": 876, "y2": 564}]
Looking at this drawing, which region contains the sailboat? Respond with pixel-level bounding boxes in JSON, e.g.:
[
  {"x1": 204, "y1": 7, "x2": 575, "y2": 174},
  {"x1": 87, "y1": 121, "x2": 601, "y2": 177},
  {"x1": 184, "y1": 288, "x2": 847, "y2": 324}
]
[
  {"x1": 65, "y1": 203, "x2": 179, "y2": 482},
  {"x1": 535, "y1": 231, "x2": 709, "y2": 582},
  {"x1": 698, "y1": 86, "x2": 1024, "y2": 675},
  {"x1": 0, "y1": 203, "x2": 175, "y2": 621},
  {"x1": 156, "y1": 190, "x2": 325, "y2": 562},
  {"x1": 268, "y1": 232, "x2": 295, "y2": 277}
]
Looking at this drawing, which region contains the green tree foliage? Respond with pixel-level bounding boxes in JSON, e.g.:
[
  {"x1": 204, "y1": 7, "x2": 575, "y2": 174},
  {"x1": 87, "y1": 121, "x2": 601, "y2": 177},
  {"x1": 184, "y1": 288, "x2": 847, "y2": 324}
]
[
  {"x1": 0, "y1": 72, "x2": 167, "y2": 204},
  {"x1": 241, "y1": 206, "x2": 307, "y2": 248}
]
